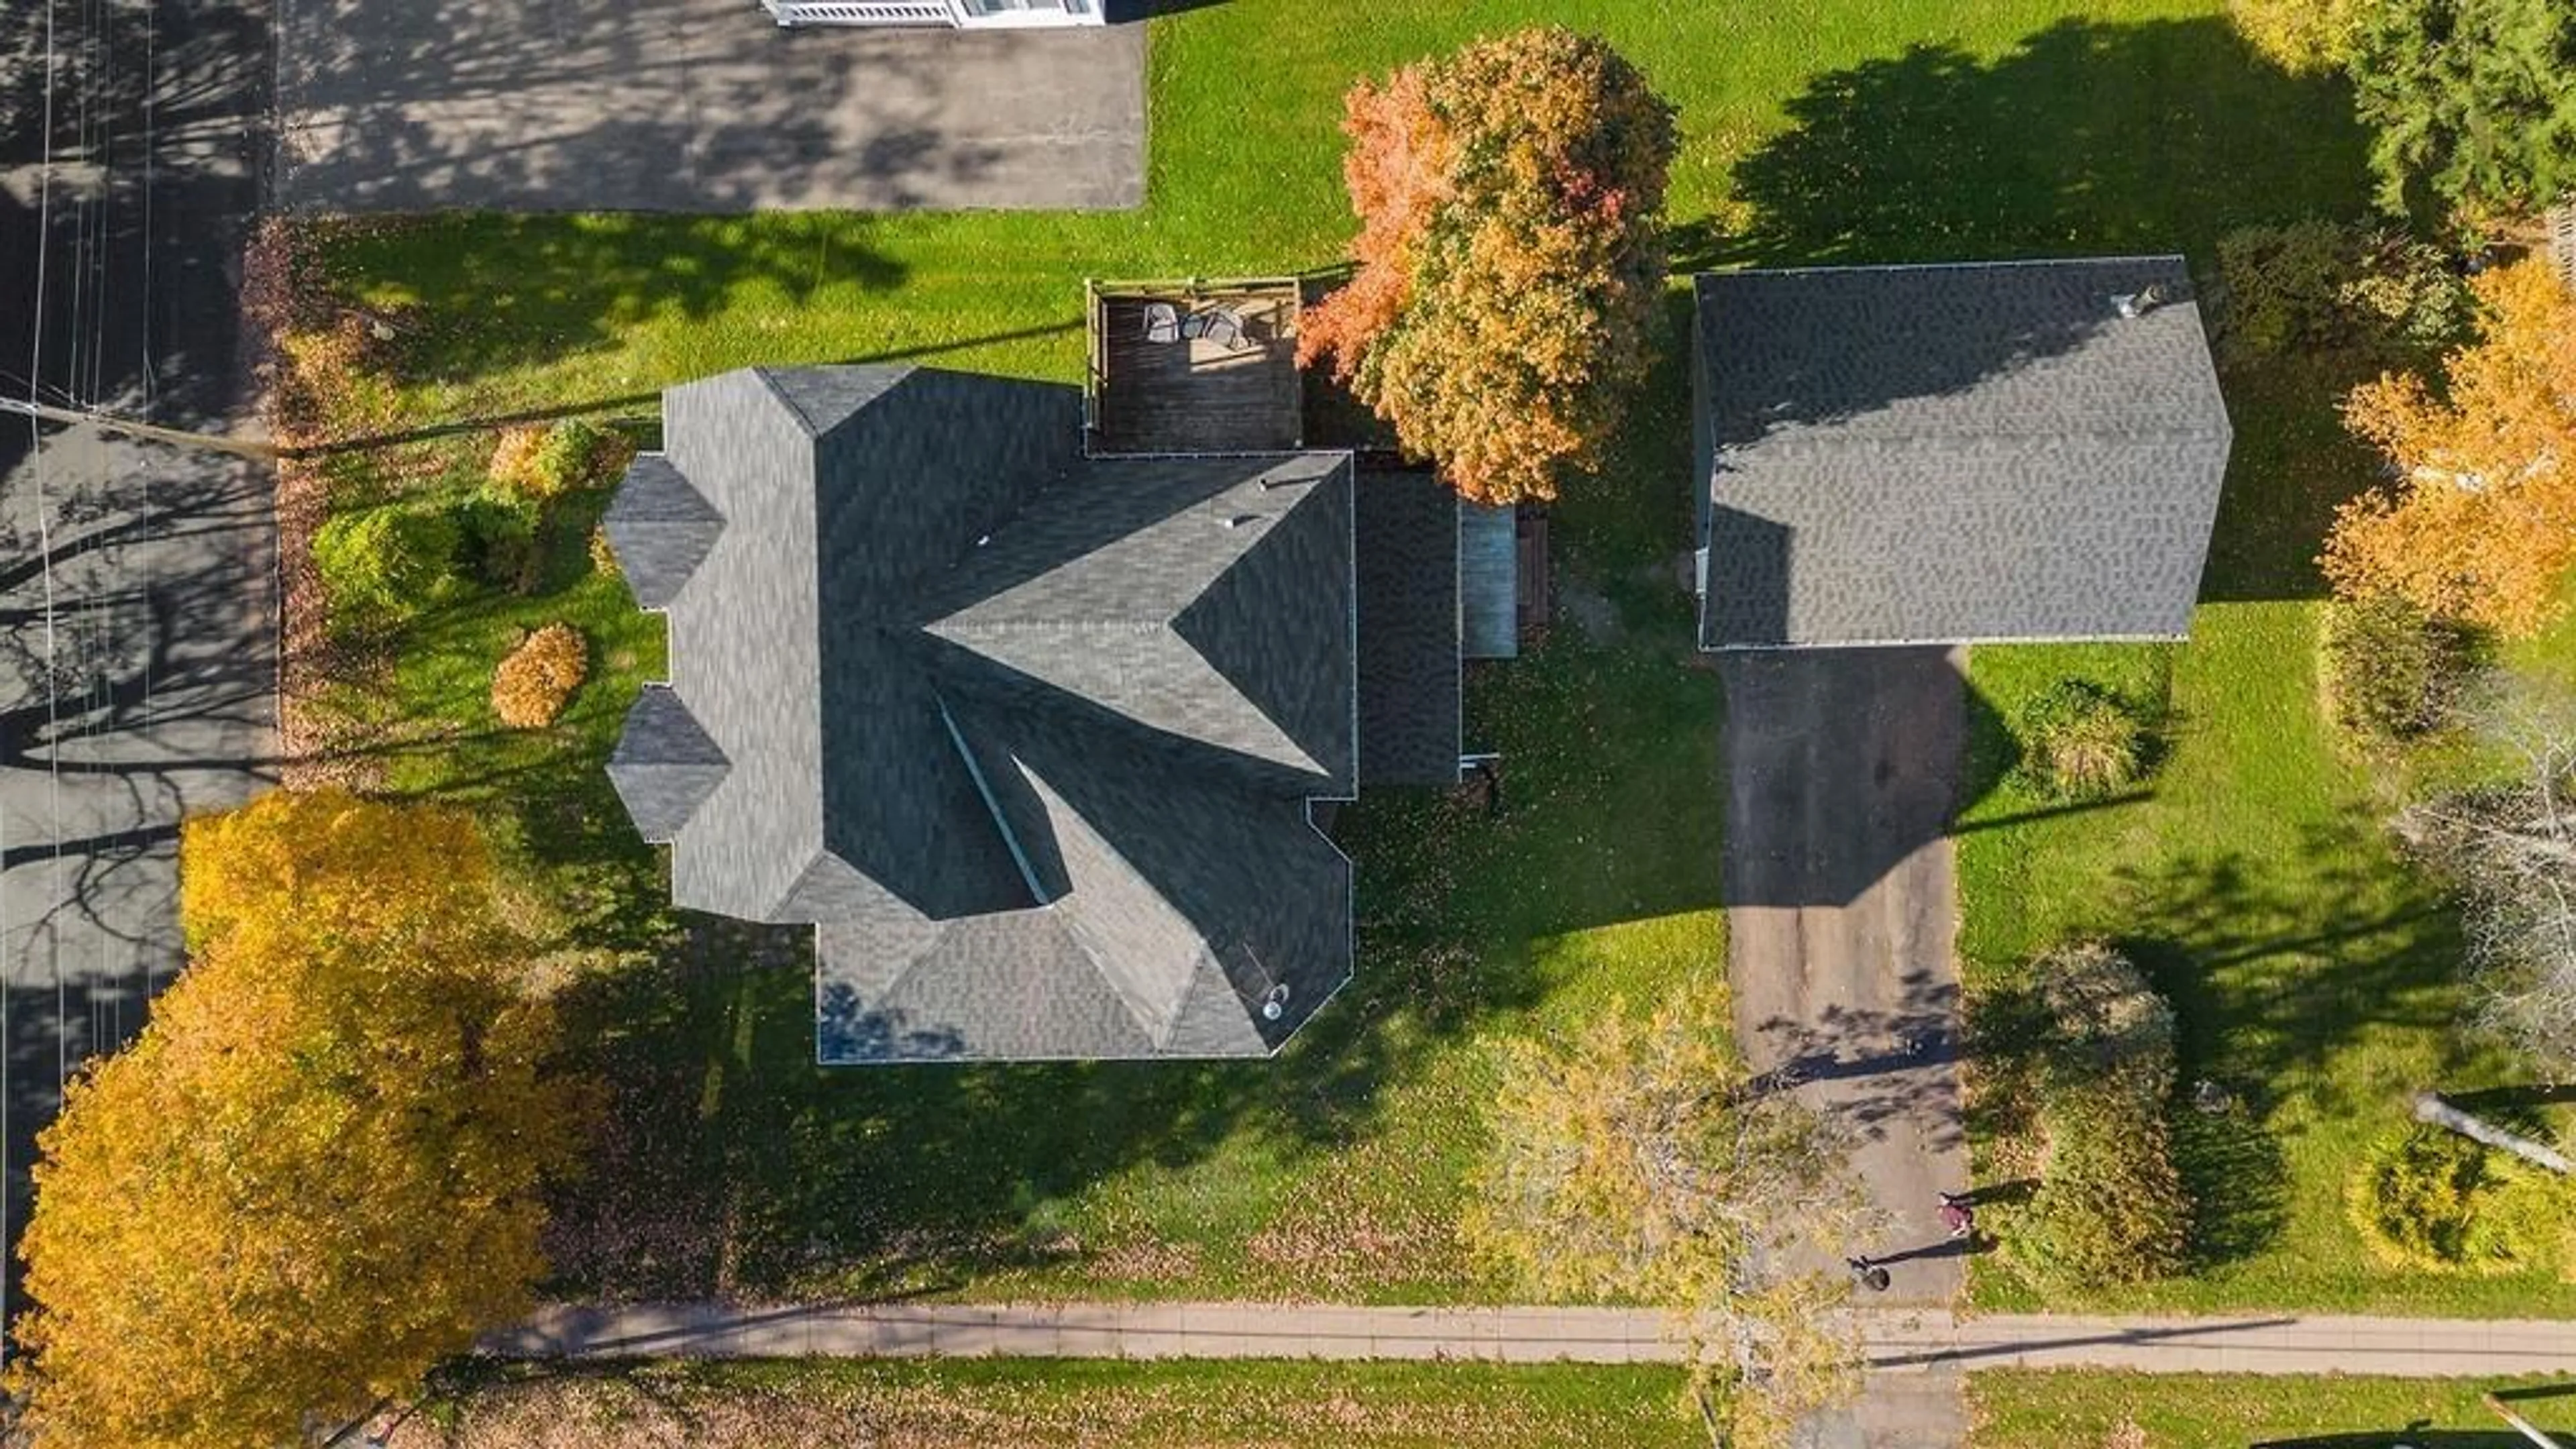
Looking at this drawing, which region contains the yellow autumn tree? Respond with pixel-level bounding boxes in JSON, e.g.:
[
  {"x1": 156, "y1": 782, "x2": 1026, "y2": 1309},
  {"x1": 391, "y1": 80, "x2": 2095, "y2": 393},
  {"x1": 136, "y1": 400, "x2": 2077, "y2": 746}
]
[
  {"x1": 2326, "y1": 258, "x2": 2576, "y2": 635},
  {"x1": 8, "y1": 789, "x2": 582, "y2": 1449},
  {"x1": 1462, "y1": 979, "x2": 1877, "y2": 1449}
]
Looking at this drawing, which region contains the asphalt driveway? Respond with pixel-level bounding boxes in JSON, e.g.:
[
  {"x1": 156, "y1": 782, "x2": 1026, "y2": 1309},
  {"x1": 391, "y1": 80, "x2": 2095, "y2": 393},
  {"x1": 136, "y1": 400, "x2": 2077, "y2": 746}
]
[
  {"x1": 1718, "y1": 646, "x2": 1970, "y2": 1309},
  {"x1": 278, "y1": 0, "x2": 1145, "y2": 212}
]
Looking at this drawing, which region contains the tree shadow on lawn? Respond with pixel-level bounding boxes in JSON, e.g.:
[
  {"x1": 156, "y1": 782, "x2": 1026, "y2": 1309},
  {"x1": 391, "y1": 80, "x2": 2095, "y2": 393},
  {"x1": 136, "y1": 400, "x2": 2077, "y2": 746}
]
[
  {"x1": 1966, "y1": 811, "x2": 2461, "y2": 1271},
  {"x1": 537, "y1": 627, "x2": 1726, "y2": 1302},
  {"x1": 2108, "y1": 828, "x2": 2462, "y2": 1107},
  {"x1": 1705, "y1": 17, "x2": 2369, "y2": 271},
  {"x1": 2102, "y1": 828, "x2": 2460, "y2": 1267},
  {"x1": 312, "y1": 209, "x2": 912, "y2": 395}
]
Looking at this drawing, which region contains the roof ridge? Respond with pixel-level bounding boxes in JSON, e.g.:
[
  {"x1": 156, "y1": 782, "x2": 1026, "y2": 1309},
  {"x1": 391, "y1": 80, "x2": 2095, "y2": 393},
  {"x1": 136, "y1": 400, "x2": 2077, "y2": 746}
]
[
  {"x1": 1729, "y1": 421, "x2": 2232, "y2": 444},
  {"x1": 1014, "y1": 754, "x2": 1228, "y2": 1051},
  {"x1": 926, "y1": 616, "x2": 1328, "y2": 777},
  {"x1": 748, "y1": 366, "x2": 823, "y2": 437}
]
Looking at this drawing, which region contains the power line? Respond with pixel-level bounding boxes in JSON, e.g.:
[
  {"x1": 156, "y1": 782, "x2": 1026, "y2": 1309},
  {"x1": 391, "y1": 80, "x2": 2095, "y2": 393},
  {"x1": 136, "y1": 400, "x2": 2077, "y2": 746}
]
[{"x1": 5, "y1": 0, "x2": 66, "y2": 1365}]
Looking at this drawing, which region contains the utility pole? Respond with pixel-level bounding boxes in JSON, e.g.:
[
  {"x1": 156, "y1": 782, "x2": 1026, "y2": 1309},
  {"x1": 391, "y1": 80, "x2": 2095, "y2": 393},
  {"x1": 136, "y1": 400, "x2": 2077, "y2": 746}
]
[
  {"x1": 2414, "y1": 1092, "x2": 2573, "y2": 1175},
  {"x1": 3, "y1": 395, "x2": 283, "y2": 462},
  {"x1": 2486, "y1": 1391, "x2": 2568, "y2": 1449}
]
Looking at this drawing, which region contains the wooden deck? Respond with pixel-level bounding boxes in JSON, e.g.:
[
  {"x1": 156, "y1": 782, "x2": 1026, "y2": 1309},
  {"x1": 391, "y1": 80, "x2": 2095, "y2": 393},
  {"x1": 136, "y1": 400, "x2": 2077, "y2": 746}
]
[
  {"x1": 1517, "y1": 511, "x2": 1551, "y2": 640},
  {"x1": 1089, "y1": 282, "x2": 1302, "y2": 455}
]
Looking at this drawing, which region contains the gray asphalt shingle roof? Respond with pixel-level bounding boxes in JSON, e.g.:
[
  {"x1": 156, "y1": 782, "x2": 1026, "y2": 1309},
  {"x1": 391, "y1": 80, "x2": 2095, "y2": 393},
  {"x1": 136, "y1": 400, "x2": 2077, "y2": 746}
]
[
  {"x1": 1694, "y1": 258, "x2": 2232, "y2": 649},
  {"x1": 1354, "y1": 468, "x2": 1462, "y2": 787},
  {"x1": 606, "y1": 365, "x2": 1361, "y2": 1063}
]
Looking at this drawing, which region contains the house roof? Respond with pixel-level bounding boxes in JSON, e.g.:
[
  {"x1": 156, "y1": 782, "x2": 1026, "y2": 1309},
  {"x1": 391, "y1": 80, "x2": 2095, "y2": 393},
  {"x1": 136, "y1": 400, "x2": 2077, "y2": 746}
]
[
  {"x1": 1354, "y1": 467, "x2": 1462, "y2": 787},
  {"x1": 1694, "y1": 258, "x2": 2232, "y2": 649},
  {"x1": 604, "y1": 365, "x2": 1360, "y2": 1062}
]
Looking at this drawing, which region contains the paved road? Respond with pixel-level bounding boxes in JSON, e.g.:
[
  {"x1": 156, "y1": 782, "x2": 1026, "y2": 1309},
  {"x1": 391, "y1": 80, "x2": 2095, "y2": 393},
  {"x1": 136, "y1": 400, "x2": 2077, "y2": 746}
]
[
  {"x1": 1717, "y1": 646, "x2": 1971, "y2": 1306},
  {"x1": 277, "y1": 0, "x2": 1145, "y2": 212},
  {"x1": 492, "y1": 1299, "x2": 2576, "y2": 1379},
  {"x1": 0, "y1": 0, "x2": 277, "y2": 1317}
]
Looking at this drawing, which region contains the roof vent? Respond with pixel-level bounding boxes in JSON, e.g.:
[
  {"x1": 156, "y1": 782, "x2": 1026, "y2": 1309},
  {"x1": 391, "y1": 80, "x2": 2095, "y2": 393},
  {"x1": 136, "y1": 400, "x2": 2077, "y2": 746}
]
[
  {"x1": 1222, "y1": 514, "x2": 1265, "y2": 531},
  {"x1": 2112, "y1": 282, "x2": 2169, "y2": 319},
  {"x1": 1259, "y1": 983, "x2": 1291, "y2": 1022}
]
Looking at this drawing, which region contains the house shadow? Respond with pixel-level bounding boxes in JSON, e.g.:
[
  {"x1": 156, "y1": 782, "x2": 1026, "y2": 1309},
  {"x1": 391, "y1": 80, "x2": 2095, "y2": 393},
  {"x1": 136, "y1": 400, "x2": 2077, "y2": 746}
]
[
  {"x1": 1715, "y1": 641, "x2": 2021, "y2": 910},
  {"x1": 1105, "y1": 0, "x2": 1226, "y2": 19}
]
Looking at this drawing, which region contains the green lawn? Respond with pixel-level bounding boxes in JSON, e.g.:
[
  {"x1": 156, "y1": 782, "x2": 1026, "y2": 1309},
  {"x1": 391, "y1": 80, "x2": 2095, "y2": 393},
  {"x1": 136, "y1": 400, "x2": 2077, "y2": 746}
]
[
  {"x1": 1960, "y1": 607, "x2": 2575, "y2": 1316},
  {"x1": 540, "y1": 628, "x2": 1722, "y2": 1303},
  {"x1": 1970, "y1": 1371, "x2": 2576, "y2": 1448},
  {"x1": 1953, "y1": 335, "x2": 2576, "y2": 1313},
  {"x1": 407, "y1": 1359, "x2": 1702, "y2": 1448},
  {"x1": 283, "y1": 0, "x2": 2512, "y2": 1312}
]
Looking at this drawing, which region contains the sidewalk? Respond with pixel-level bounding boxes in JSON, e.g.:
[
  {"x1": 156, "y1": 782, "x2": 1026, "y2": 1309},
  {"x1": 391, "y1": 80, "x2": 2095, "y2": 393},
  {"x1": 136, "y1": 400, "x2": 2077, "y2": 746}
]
[{"x1": 490, "y1": 1301, "x2": 2576, "y2": 1377}]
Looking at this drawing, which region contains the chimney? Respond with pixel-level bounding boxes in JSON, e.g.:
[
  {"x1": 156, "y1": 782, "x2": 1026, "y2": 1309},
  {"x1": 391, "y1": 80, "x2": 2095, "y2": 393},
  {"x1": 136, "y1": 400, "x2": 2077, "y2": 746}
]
[{"x1": 2112, "y1": 282, "x2": 2168, "y2": 319}]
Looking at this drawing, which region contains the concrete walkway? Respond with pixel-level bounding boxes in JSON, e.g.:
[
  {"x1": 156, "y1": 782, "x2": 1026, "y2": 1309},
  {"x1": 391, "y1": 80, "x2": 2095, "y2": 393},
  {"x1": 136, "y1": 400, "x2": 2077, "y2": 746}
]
[{"x1": 492, "y1": 1301, "x2": 2576, "y2": 1378}]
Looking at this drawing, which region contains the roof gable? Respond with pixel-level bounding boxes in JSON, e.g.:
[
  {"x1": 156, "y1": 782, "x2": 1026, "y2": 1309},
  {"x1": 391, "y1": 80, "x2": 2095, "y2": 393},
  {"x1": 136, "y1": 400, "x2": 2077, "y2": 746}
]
[
  {"x1": 606, "y1": 685, "x2": 730, "y2": 842},
  {"x1": 603, "y1": 454, "x2": 724, "y2": 609},
  {"x1": 920, "y1": 452, "x2": 1355, "y2": 784}
]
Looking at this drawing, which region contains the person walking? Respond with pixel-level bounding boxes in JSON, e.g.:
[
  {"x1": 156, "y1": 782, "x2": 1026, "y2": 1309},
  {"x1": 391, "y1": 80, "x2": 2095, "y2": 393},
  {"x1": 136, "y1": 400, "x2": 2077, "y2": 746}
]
[{"x1": 1937, "y1": 1191, "x2": 1976, "y2": 1240}]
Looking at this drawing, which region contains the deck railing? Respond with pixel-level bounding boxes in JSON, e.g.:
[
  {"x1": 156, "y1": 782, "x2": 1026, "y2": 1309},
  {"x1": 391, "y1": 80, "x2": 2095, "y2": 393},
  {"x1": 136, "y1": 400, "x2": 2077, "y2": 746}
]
[{"x1": 761, "y1": 0, "x2": 952, "y2": 26}]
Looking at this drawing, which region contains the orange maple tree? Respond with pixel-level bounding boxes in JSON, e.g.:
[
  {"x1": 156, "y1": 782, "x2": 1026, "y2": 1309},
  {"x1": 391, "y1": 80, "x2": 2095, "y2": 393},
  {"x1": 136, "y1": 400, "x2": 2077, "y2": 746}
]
[
  {"x1": 8, "y1": 789, "x2": 582, "y2": 1449},
  {"x1": 2325, "y1": 258, "x2": 2576, "y2": 635},
  {"x1": 1301, "y1": 28, "x2": 1678, "y2": 505}
]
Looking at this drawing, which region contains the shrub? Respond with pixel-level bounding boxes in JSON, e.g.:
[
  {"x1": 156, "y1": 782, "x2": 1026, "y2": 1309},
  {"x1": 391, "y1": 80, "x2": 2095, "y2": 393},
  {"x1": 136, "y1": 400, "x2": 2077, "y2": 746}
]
[
  {"x1": 2016, "y1": 1083, "x2": 2196, "y2": 1288},
  {"x1": 453, "y1": 492, "x2": 545, "y2": 594},
  {"x1": 2018, "y1": 682, "x2": 2152, "y2": 802},
  {"x1": 2218, "y1": 219, "x2": 2365, "y2": 358},
  {"x1": 2214, "y1": 219, "x2": 2471, "y2": 361},
  {"x1": 491, "y1": 624, "x2": 588, "y2": 729},
  {"x1": 311, "y1": 502, "x2": 461, "y2": 637},
  {"x1": 2341, "y1": 237, "x2": 2476, "y2": 350},
  {"x1": 2004, "y1": 943, "x2": 2193, "y2": 1291},
  {"x1": 489, "y1": 418, "x2": 626, "y2": 502},
  {"x1": 2031, "y1": 941, "x2": 2178, "y2": 1085},
  {"x1": 2229, "y1": 0, "x2": 2361, "y2": 70},
  {"x1": 2318, "y1": 594, "x2": 2471, "y2": 741},
  {"x1": 2348, "y1": 1125, "x2": 2573, "y2": 1273},
  {"x1": 588, "y1": 522, "x2": 621, "y2": 579}
]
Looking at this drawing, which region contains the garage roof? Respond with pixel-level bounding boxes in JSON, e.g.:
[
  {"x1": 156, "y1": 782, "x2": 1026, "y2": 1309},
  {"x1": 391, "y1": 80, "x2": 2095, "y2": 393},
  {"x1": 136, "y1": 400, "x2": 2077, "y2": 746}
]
[{"x1": 1695, "y1": 258, "x2": 2232, "y2": 649}]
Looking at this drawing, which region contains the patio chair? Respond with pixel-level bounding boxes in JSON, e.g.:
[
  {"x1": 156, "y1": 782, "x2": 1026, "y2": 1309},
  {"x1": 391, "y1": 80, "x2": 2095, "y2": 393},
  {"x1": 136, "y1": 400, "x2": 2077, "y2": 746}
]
[
  {"x1": 1142, "y1": 302, "x2": 1182, "y2": 344},
  {"x1": 1184, "y1": 306, "x2": 1249, "y2": 350}
]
